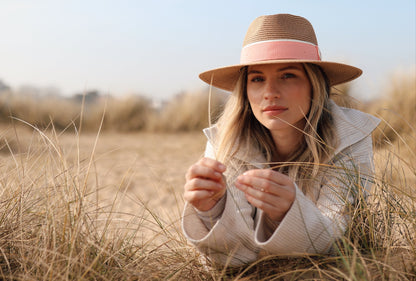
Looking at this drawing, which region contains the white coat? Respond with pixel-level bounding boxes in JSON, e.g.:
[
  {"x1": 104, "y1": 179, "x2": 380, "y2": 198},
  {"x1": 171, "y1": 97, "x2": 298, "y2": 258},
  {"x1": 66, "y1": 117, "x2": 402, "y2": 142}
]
[{"x1": 182, "y1": 100, "x2": 380, "y2": 266}]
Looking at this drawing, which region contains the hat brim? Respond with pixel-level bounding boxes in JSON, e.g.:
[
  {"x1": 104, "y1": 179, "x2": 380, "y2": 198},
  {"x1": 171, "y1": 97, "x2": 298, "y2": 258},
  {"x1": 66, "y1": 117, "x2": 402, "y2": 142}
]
[{"x1": 199, "y1": 60, "x2": 362, "y2": 92}]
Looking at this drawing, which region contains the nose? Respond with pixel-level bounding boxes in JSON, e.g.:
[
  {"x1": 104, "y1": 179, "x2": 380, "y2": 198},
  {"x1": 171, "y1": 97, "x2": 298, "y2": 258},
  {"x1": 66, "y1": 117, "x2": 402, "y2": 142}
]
[{"x1": 263, "y1": 80, "x2": 281, "y2": 100}]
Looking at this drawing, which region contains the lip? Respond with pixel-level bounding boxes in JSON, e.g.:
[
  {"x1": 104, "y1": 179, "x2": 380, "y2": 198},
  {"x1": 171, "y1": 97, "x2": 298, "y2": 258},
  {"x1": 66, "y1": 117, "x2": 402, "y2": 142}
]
[{"x1": 262, "y1": 105, "x2": 288, "y2": 115}]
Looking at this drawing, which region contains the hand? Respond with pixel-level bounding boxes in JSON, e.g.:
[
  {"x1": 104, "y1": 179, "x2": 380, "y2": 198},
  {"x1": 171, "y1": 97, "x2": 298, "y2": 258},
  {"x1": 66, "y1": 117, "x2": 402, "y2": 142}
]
[
  {"x1": 184, "y1": 157, "x2": 227, "y2": 212},
  {"x1": 235, "y1": 169, "x2": 295, "y2": 222}
]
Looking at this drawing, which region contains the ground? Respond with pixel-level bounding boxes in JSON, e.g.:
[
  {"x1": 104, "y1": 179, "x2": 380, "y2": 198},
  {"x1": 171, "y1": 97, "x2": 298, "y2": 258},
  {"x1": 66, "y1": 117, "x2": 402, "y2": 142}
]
[{"x1": 1, "y1": 125, "x2": 207, "y2": 243}]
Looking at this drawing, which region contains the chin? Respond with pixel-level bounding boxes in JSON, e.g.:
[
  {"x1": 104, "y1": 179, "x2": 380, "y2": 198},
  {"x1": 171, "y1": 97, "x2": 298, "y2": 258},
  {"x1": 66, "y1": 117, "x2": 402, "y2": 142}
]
[{"x1": 263, "y1": 121, "x2": 288, "y2": 131}]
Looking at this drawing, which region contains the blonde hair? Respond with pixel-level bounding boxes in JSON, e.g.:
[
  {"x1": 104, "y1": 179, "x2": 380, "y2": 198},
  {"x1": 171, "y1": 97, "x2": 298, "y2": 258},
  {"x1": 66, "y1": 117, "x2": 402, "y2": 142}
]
[{"x1": 214, "y1": 63, "x2": 337, "y2": 192}]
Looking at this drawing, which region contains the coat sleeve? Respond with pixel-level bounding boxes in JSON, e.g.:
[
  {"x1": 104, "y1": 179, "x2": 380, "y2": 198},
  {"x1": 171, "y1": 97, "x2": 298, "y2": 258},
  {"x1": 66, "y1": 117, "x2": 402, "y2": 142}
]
[
  {"x1": 181, "y1": 140, "x2": 260, "y2": 266},
  {"x1": 254, "y1": 135, "x2": 375, "y2": 254}
]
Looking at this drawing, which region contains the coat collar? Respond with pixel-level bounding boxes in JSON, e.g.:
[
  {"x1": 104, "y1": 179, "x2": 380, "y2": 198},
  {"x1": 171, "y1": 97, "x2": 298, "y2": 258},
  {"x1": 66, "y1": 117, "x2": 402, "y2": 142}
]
[
  {"x1": 329, "y1": 100, "x2": 380, "y2": 155},
  {"x1": 203, "y1": 100, "x2": 380, "y2": 166},
  {"x1": 203, "y1": 127, "x2": 266, "y2": 168}
]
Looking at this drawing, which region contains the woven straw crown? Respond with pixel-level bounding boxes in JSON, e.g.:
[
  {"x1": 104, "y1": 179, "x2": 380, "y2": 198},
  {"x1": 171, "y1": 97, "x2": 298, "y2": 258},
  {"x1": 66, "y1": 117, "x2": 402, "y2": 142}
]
[
  {"x1": 243, "y1": 14, "x2": 317, "y2": 46},
  {"x1": 199, "y1": 14, "x2": 362, "y2": 91}
]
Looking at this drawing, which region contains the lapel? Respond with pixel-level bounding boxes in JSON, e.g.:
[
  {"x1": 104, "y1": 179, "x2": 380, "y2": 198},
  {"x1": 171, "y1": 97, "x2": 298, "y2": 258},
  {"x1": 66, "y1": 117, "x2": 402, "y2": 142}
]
[{"x1": 330, "y1": 100, "x2": 380, "y2": 156}]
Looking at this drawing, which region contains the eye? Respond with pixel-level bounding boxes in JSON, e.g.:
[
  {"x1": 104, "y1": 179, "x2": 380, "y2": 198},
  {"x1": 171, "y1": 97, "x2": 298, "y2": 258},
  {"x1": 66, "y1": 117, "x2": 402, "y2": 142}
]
[
  {"x1": 281, "y1": 73, "x2": 296, "y2": 79},
  {"x1": 249, "y1": 76, "x2": 264, "y2": 83}
]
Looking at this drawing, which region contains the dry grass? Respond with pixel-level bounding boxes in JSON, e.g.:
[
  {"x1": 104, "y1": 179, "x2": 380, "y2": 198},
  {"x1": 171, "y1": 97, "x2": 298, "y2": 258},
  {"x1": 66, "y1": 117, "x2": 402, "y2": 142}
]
[
  {"x1": 0, "y1": 87, "x2": 227, "y2": 133},
  {"x1": 364, "y1": 69, "x2": 416, "y2": 150},
  {"x1": 0, "y1": 125, "x2": 211, "y2": 280},
  {"x1": 147, "y1": 88, "x2": 226, "y2": 132},
  {"x1": 0, "y1": 118, "x2": 414, "y2": 280},
  {"x1": 0, "y1": 71, "x2": 415, "y2": 280}
]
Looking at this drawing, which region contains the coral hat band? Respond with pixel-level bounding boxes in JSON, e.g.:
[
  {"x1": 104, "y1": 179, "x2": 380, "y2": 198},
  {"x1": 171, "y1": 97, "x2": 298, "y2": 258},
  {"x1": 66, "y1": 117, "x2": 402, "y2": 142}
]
[{"x1": 240, "y1": 39, "x2": 321, "y2": 64}]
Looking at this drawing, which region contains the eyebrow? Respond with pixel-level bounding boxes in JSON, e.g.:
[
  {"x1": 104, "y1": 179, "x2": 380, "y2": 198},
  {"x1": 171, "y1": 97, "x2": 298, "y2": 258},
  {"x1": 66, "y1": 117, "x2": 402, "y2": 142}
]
[{"x1": 247, "y1": 65, "x2": 302, "y2": 75}]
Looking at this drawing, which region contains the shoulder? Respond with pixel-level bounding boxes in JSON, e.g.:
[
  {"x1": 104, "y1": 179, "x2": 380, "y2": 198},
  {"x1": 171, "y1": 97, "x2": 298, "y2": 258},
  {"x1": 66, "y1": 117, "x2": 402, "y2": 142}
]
[{"x1": 329, "y1": 100, "x2": 380, "y2": 155}]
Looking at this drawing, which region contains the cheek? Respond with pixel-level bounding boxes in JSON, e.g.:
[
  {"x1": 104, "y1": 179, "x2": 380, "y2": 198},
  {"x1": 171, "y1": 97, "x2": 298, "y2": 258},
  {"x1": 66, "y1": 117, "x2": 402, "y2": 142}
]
[
  {"x1": 297, "y1": 87, "x2": 312, "y2": 113},
  {"x1": 247, "y1": 91, "x2": 260, "y2": 109},
  {"x1": 303, "y1": 95, "x2": 312, "y2": 113},
  {"x1": 247, "y1": 89, "x2": 255, "y2": 102}
]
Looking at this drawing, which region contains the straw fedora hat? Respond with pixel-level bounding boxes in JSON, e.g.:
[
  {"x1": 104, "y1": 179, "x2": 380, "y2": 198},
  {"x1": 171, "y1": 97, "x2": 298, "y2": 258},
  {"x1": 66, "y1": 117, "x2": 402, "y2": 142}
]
[{"x1": 199, "y1": 14, "x2": 362, "y2": 91}]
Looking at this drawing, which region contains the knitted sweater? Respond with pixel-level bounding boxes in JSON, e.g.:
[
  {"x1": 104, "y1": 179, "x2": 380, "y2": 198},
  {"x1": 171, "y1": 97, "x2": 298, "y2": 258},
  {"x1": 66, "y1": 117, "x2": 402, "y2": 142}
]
[{"x1": 182, "y1": 101, "x2": 380, "y2": 266}]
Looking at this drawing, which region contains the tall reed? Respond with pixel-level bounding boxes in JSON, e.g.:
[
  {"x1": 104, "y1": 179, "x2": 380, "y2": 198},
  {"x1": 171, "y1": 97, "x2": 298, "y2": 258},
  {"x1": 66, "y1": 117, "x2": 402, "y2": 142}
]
[
  {"x1": 0, "y1": 70, "x2": 414, "y2": 279},
  {"x1": 0, "y1": 124, "x2": 211, "y2": 280}
]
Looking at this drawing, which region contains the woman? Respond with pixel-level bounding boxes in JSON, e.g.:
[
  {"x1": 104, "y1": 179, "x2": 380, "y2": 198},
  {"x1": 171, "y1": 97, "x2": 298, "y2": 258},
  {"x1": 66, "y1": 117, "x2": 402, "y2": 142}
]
[{"x1": 182, "y1": 13, "x2": 380, "y2": 266}]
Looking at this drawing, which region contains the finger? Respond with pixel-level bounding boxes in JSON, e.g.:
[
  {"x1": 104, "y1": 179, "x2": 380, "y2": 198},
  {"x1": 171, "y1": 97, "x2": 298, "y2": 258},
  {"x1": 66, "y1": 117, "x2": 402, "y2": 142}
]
[
  {"x1": 199, "y1": 157, "x2": 226, "y2": 172},
  {"x1": 242, "y1": 169, "x2": 293, "y2": 186},
  {"x1": 186, "y1": 164, "x2": 223, "y2": 182},
  {"x1": 186, "y1": 158, "x2": 226, "y2": 180},
  {"x1": 185, "y1": 177, "x2": 224, "y2": 192},
  {"x1": 184, "y1": 189, "x2": 225, "y2": 212},
  {"x1": 237, "y1": 172, "x2": 294, "y2": 197},
  {"x1": 184, "y1": 189, "x2": 214, "y2": 203},
  {"x1": 236, "y1": 174, "x2": 292, "y2": 199},
  {"x1": 235, "y1": 181, "x2": 280, "y2": 206},
  {"x1": 244, "y1": 192, "x2": 275, "y2": 211},
  {"x1": 237, "y1": 182, "x2": 293, "y2": 212},
  {"x1": 244, "y1": 192, "x2": 291, "y2": 221}
]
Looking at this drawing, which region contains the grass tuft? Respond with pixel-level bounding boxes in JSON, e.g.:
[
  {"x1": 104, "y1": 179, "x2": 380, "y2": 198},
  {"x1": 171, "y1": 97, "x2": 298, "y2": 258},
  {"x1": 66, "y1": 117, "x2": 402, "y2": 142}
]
[{"x1": 0, "y1": 69, "x2": 414, "y2": 279}]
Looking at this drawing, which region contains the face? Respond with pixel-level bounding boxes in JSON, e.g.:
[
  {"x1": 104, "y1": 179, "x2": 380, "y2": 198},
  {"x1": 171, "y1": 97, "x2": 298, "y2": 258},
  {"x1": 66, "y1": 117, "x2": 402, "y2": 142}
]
[{"x1": 246, "y1": 63, "x2": 312, "y2": 135}]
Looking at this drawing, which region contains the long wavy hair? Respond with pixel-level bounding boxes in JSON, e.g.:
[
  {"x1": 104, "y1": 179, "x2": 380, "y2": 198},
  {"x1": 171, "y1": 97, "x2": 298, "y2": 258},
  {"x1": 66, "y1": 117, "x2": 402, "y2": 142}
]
[{"x1": 214, "y1": 63, "x2": 338, "y2": 192}]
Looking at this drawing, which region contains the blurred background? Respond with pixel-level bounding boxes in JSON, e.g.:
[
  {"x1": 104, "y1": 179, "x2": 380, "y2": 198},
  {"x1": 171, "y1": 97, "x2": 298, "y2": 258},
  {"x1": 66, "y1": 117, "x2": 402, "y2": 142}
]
[
  {"x1": 0, "y1": 0, "x2": 414, "y2": 134},
  {"x1": 0, "y1": 0, "x2": 414, "y2": 99}
]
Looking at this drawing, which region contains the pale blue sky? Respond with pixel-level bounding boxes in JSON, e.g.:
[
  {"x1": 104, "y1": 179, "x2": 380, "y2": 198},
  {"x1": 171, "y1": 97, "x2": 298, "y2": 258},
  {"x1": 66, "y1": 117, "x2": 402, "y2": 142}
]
[{"x1": 0, "y1": 0, "x2": 414, "y2": 101}]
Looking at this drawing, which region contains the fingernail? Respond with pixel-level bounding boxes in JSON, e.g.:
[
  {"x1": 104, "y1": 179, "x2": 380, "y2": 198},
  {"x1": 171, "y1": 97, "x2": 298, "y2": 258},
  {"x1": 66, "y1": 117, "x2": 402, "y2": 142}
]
[{"x1": 218, "y1": 163, "x2": 226, "y2": 170}]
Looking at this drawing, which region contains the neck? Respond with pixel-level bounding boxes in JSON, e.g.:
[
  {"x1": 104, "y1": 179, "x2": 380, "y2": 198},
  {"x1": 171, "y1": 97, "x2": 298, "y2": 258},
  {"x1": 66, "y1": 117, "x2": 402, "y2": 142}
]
[{"x1": 270, "y1": 126, "x2": 304, "y2": 162}]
